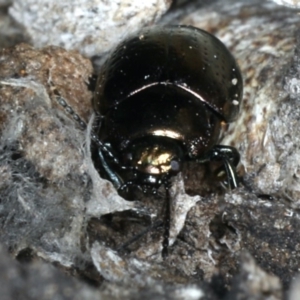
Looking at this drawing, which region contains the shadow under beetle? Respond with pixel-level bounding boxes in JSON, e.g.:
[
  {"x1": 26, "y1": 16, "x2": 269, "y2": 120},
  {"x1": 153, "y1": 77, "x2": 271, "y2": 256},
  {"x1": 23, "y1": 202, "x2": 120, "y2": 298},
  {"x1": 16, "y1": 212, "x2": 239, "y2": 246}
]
[{"x1": 91, "y1": 25, "x2": 243, "y2": 258}]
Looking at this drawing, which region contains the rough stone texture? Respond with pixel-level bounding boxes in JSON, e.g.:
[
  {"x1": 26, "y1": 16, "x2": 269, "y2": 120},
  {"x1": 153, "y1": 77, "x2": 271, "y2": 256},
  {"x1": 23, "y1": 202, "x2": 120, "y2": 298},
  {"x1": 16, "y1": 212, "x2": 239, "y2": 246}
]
[
  {"x1": 0, "y1": 5, "x2": 24, "y2": 48},
  {"x1": 0, "y1": 44, "x2": 93, "y2": 180},
  {"x1": 161, "y1": 1, "x2": 300, "y2": 292},
  {"x1": 225, "y1": 252, "x2": 282, "y2": 300},
  {"x1": 0, "y1": 0, "x2": 11, "y2": 5},
  {"x1": 0, "y1": 43, "x2": 136, "y2": 273},
  {"x1": 0, "y1": 245, "x2": 102, "y2": 300},
  {"x1": 271, "y1": 0, "x2": 300, "y2": 8},
  {"x1": 1, "y1": 0, "x2": 300, "y2": 299},
  {"x1": 9, "y1": 0, "x2": 171, "y2": 58}
]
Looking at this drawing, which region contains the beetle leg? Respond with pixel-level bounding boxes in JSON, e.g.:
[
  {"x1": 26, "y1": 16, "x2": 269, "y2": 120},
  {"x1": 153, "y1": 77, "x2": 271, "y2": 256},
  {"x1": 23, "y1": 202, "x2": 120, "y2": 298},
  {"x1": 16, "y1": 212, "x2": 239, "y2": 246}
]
[
  {"x1": 204, "y1": 145, "x2": 240, "y2": 190},
  {"x1": 117, "y1": 176, "x2": 173, "y2": 258},
  {"x1": 162, "y1": 179, "x2": 171, "y2": 259},
  {"x1": 118, "y1": 180, "x2": 135, "y2": 193},
  {"x1": 97, "y1": 148, "x2": 124, "y2": 189},
  {"x1": 218, "y1": 152, "x2": 239, "y2": 189},
  {"x1": 116, "y1": 220, "x2": 164, "y2": 254}
]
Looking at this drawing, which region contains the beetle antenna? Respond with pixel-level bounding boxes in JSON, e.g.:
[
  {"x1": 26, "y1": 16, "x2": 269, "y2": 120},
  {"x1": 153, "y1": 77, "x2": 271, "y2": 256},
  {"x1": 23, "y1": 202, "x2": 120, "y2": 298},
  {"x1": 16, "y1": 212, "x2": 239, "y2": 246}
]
[
  {"x1": 51, "y1": 91, "x2": 121, "y2": 168},
  {"x1": 91, "y1": 135, "x2": 119, "y2": 165}
]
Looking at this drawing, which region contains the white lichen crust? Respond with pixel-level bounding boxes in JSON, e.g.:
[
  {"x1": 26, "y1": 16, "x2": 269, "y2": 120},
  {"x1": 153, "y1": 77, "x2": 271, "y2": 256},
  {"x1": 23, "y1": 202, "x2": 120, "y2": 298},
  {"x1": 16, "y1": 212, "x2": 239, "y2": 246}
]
[
  {"x1": 271, "y1": 0, "x2": 300, "y2": 8},
  {"x1": 9, "y1": 0, "x2": 171, "y2": 57}
]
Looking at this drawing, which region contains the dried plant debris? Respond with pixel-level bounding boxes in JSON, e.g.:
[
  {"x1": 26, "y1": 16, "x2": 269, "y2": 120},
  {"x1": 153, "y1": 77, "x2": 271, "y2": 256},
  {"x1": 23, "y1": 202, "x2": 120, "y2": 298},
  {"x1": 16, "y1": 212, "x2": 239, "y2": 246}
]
[{"x1": 1, "y1": 0, "x2": 300, "y2": 299}]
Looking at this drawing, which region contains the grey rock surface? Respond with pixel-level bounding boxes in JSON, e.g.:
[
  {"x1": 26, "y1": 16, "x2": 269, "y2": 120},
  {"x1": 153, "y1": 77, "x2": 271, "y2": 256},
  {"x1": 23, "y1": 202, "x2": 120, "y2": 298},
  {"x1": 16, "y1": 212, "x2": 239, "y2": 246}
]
[
  {"x1": 0, "y1": 4, "x2": 24, "y2": 48},
  {"x1": 9, "y1": 0, "x2": 171, "y2": 58},
  {"x1": 0, "y1": 245, "x2": 102, "y2": 300},
  {"x1": 271, "y1": 0, "x2": 300, "y2": 8},
  {"x1": 0, "y1": 0, "x2": 11, "y2": 5},
  {"x1": 1, "y1": 0, "x2": 300, "y2": 299}
]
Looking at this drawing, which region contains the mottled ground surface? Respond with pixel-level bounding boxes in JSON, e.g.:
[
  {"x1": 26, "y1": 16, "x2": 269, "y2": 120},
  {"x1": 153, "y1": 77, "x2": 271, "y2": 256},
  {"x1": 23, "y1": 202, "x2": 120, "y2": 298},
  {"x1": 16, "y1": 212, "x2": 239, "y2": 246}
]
[{"x1": 1, "y1": 0, "x2": 300, "y2": 299}]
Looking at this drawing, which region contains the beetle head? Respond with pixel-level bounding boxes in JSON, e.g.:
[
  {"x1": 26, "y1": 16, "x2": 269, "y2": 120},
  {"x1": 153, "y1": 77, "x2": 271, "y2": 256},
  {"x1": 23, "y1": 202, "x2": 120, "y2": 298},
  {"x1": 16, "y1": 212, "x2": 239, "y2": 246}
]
[{"x1": 123, "y1": 136, "x2": 183, "y2": 177}]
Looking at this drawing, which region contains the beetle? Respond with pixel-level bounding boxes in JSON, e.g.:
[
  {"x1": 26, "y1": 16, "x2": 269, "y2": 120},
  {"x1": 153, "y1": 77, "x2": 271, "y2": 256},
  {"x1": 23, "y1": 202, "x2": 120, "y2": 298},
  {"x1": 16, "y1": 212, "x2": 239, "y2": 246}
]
[{"x1": 91, "y1": 25, "x2": 243, "y2": 258}]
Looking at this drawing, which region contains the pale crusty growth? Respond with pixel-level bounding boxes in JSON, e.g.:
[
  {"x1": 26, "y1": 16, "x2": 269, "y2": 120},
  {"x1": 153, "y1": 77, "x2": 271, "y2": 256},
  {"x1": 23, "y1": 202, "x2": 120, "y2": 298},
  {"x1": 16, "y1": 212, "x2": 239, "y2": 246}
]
[
  {"x1": 9, "y1": 0, "x2": 171, "y2": 58},
  {"x1": 271, "y1": 0, "x2": 300, "y2": 8}
]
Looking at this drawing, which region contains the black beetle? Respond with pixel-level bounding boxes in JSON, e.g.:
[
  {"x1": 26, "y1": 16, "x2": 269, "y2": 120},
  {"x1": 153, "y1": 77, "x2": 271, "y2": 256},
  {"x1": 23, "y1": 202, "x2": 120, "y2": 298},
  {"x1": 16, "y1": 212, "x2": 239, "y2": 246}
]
[{"x1": 91, "y1": 25, "x2": 243, "y2": 258}]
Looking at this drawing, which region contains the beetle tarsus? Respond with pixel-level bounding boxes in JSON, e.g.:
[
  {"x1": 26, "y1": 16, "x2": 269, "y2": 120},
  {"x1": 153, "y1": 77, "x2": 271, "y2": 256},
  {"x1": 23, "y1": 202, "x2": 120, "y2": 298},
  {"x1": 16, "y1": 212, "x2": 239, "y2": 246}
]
[
  {"x1": 205, "y1": 145, "x2": 240, "y2": 190},
  {"x1": 98, "y1": 149, "x2": 123, "y2": 189},
  {"x1": 116, "y1": 220, "x2": 164, "y2": 254}
]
